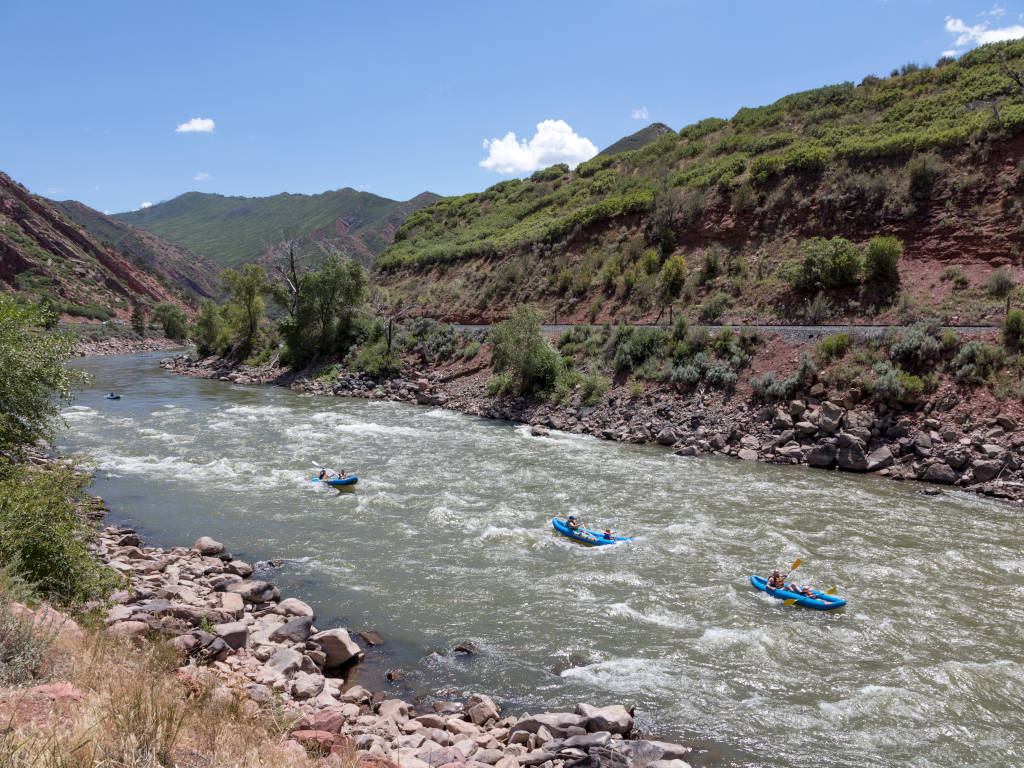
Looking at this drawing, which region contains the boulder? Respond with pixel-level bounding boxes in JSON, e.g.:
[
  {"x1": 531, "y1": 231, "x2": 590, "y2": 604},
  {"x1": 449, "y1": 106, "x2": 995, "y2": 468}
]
[
  {"x1": 737, "y1": 448, "x2": 759, "y2": 462},
  {"x1": 269, "y1": 615, "x2": 313, "y2": 644},
  {"x1": 530, "y1": 425, "x2": 550, "y2": 437},
  {"x1": 922, "y1": 463, "x2": 957, "y2": 485},
  {"x1": 311, "y1": 628, "x2": 363, "y2": 668},
  {"x1": 107, "y1": 620, "x2": 149, "y2": 638},
  {"x1": 775, "y1": 441, "x2": 802, "y2": 460},
  {"x1": 794, "y1": 421, "x2": 817, "y2": 437},
  {"x1": 467, "y1": 693, "x2": 500, "y2": 725},
  {"x1": 214, "y1": 620, "x2": 249, "y2": 650},
  {"x1": 222, "y1": 580, "x2": 276, "y2": 603},
  {"x1": 514, "y1": 713, "x2": 587, "y2": 737},
  {"x1": 576, "y1": 703, "x2": 633, "y2": 735},
  {"x1": 971, "y1": 459, "x2": 1003, "y2": 483},
  {"x1": 264, "y1": 647, "x2": 304, "y2": 678},
  {"x1": 225, "y1": 560, "x2": 253, "y2": 578},
  {"x1": 274, "y1": 598, "x2": 315, "y2": 619},
  {"x1": 290, "y1": 671, "x2": 325, "y2": 700},
  {"x1": 378, "y1": 698, "x2": 413, "y2": 723},
  {"x1": 996, "y1": 414, "x2": 1017, "y2": 431},
  {"x1": 788, "y1": 399, "x2": 806, "y2": 417},
  {"x1": 192, "y1": 536, "x2": 224, "y2": 555},
  {"x1": 298, "y1": 708, "x2": 346, "y2": 734},
  {"x1": 865, "y1": 446, "x2": 894, "y2": 472},
  {"x1": 837, "y1": 441, "x2": 868, "y2": 472},
  {"x1": 656, "y1": 427, "x2": 676, "y2": 446},
  {"x1": 806, "y1": 443, "x2": 837, "y2": 468},
  {"x1": 772, "y1": 409, "x2": 793, "y2": 430},
  {"x1": 291, "y1": 729, "x2": 335, "y2": 754},
  {"x1": 219, "y1": 591, "x2": 244, "y2": 619},
  {"x1": 817, "y1": 401, "x2": 844, "y2": 433}
]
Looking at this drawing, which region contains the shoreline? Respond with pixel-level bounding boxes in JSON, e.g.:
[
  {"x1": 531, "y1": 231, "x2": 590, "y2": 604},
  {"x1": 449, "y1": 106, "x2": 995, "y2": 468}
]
[
  {"x1": 76, "y1": 335, "x2": 183, "y2": 357},
  {"x1": 161, "y1": 350, "x2": 1024, "y2": 506}
]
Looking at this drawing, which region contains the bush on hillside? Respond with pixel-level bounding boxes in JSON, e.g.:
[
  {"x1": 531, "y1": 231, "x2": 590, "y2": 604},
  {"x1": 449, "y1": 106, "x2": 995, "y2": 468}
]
[
  {"x1": 953, "y1": 340, "x2": 1004, "y2": 384},
  {"x1": 907, "y1": 153, "x2": 945, "y2": 200},
  {"x1": 986, "y1": 267, "x2": 1015, "y2": 298},
  {"x1": 489, "y1": 305, "x2": 562, "y2": 396},
  {"x1": 888, "y1": 322, "x2": 942, "y2": 372},
  {"x1": 816, "y1": 332, "x2": 852, "y2": 363},
  {"x1": 1003, "y1": 309, "x2": 1024, "y2": 346},
  {"x1": 698, "y1": 292, "x2": 730, "y2": 323},
  {"x1": 0, "y1": 585, "x2": 57, "y2": 684},
  {"x1": 864, "y1": 235, "x2": 903, "y2": 284},
  {"x1": 797, "y1": 237, "x2": 862, "y2": 291}
]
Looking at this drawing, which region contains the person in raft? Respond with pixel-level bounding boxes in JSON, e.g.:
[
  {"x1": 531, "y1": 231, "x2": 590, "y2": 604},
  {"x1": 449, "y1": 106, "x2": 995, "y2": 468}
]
[
  {"x1": 603, "y1": 529, "x2": 614, "y2": 540},
  {"x1": 566, "y1": 515, "x2": 580, "y2": 531},
  {"x1": 766, "y1": 570, "x2": 786, "y2": 590}
]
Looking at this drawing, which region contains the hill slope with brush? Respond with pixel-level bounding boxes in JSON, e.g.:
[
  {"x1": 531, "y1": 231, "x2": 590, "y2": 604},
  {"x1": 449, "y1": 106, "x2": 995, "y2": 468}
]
[{"x1": 375, "y1": 40, "x2": 1024, "y2": 326}]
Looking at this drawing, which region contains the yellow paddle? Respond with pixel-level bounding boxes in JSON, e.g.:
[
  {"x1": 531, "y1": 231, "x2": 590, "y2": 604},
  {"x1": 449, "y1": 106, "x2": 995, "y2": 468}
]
[
  {"x1": 780, "y1": 559, "x2": 804, "y2": 606},
  {"x1": 783, "y1": 585, "x2": 838, "y2": 606}
]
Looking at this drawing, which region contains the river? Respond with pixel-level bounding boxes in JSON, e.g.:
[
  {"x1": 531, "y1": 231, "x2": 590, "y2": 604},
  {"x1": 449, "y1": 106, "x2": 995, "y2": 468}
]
[{"x1": 59, "y1": 352, "x2": 1023, "y2": 768}]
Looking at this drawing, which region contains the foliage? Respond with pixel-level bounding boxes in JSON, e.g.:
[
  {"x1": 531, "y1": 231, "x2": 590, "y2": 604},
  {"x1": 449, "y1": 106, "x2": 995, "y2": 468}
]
[
  {"x1": 349, "y1": 338, "x2": 401, "y2": 378},
  {"x1": 628, "y1": 380, "x2": 644, "y2": 398},
  {"x1": 193, "y1": 299, "x2": 228, "y2": 356},
  {"x1": 816, "y1": 332, "x2": 852, "y2": 363},
  {"x1": 888, "y1": 322, "x2": 942, "y2": 372},
  {"x1": 953, "y1": 340, "x2": 1005, "y2": 384},
  {"x1": 486, "y1": 373, "x2": 511, "y2": 396},
  {"x1": 130, "y1": 304, "x2": 147, "y2": 336},
  {"x1": 579, "y1": 363, "x2": 610, "y2": 406},
  {"x1": 907, "y1": 153, "x2": 945, "y2": 200},
  {"x1": 1003, "y1": 308, "x2": 1024, "y2": 346},
  {"x1": 221, "y1": 264, "x2": 270, "y2": 358},
  {"x1": 0, "y1": 587, "x2": 57, "y2": 684},
  {"x1": 462, "y1": 340, "x2": 481, "y2": 360},
  {"x1": 402, "y1": 317, "x2": 459, "y2": 360},
  {"x1": 610, "y1": 326, "x2": 667, "y2": 374},
  {"x1": 0, "y1": 295, "x2": 89, "y2": 461},
  {"x1": 870, "y1": 361, "x2": 923, "y2": 404},
  {"x1": 803, "y1": 292, "x2": 833, "y2": 323},
  {"x1": 658, "y1": 254, "x2": 687, "y2": 306},
  {"x1": 986, "y1": 267, "x2": 1015, "y2": 298},
  {"x1": 698, "y1": 292, "x2": 730, "y2": 323},
  {"x1": 796, "y1": 237, "x2": 862, "y2": 291},
  {"x1": 489, "y1": 305, "x2": 563, "y2": 396},
  {"x1": 864, "y1": 235, "x2": 903, "y2": 283},
  {"x1": 0, "y1": 464, "x2": 122, "y2": 602},
  {"x1": 152, "y1": 302, "x2": 188, "y2": 342},
  {"x1": 751, "y1": 354, "x2": 818, "y2": 401}
]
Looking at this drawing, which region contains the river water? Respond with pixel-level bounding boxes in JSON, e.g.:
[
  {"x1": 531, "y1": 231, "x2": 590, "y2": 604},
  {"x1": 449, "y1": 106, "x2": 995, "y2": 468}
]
[{"x1": 59, "y1": 353, "x2": 1023, "y2": 768}]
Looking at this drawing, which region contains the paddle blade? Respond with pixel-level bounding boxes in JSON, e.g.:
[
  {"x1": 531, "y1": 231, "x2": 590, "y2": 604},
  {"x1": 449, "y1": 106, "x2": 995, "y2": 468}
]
[
  {"x1": 790, "y1": 558, "x2": 803, "y2": 573},
  {"x1": 783, "y1": 598, "x2": 799, "y2": 606},
  {"x1": 823, "y1": 587, "x2": 837, "y2": 595}
]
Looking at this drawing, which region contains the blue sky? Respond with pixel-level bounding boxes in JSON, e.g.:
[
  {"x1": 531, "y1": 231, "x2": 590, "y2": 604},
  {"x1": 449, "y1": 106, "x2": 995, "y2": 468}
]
[{"x1": 2, "y1": 1, "x2": 1022, "y2": 213}]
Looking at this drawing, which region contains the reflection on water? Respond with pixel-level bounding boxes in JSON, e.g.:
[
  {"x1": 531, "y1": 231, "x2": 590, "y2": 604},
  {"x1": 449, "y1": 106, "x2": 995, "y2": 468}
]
[{"x1": 60, "y1": 353, "x2": 1024, "y2": 768}]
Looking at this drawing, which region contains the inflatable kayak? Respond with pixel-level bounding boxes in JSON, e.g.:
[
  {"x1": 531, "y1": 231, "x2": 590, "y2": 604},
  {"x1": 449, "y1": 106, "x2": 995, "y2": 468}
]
[
  {"x1": 311, "y1": 475, "x2": 358, "y2": 487},
  {"x1": 106, "y1": 394, "x2": 121, "y2": 400},
  {"x1": 750, "y1": 575, "x2": 846, "y2": 610},
  {"x1": 552, "y1": 518, "x2": 631, "y2": 546}
]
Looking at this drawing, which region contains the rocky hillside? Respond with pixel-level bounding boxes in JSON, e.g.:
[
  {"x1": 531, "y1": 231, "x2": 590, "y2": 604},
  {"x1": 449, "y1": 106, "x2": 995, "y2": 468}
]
[
  {"x1": 597, "y1": 122, "x2": 674, "y2": 157},
  {"x1": 53, "y1": 199, "x2": 222, "y2": 300},
  {"x1": 375, "y1": 40, "x2": 1024, "y2": 326},
  {"x1": 114, "y1": 188, "x2": 440, "y2": 270},
  {"x1": 0, "y1": 172, "x2": 191, "y2": 322}
]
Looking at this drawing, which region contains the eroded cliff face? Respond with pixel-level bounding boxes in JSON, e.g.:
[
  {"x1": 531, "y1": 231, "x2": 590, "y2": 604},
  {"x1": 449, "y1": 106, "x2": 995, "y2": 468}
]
[
  {"x1": 0, "y1": 172, "x2": 190, "y2": 320},
  {"x1": 375, "y1": 134, "x2": 1024, "y2": 326}
]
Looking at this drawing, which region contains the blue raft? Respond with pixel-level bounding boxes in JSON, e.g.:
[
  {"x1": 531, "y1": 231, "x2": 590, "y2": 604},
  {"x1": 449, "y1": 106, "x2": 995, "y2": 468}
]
[
  {"x1": 311, "y1": 475, "x2": 358, "y2": 487},
  {"x1": 106, "y1": 394, "x2": 121, "y2": 400},
  {"x1": 750, "y1": 574, "x2": 846, "y2": 611},
  {"x1": 551, "y1": 517, "x2": 631, "y2": 546}
]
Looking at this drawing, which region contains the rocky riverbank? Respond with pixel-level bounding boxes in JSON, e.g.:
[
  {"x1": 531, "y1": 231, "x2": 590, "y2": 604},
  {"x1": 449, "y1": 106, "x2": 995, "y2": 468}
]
[
  {"x1": 76, "y1": 335, "x2": 181, "y2": 356},
  {"x1": 162, "y1": 352, "x2": 1024, "y2": 505},
  {"x1": 92, "y1": 524, "x2": 705, "y2": 767}
]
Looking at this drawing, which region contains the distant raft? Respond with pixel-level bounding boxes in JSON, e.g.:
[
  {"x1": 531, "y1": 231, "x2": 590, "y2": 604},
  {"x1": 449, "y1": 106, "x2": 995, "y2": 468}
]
[
  {"x1": 551, "y1": 517, "x2": 631, "y2": 546},
  {"x1": 311, "y1": 475, "x2": 358, "y2": 487},
  {"x1": 749, "y1": 574, "x2": 846, "y2": 610},
  {"x1": 106, "y1": 394, "x2": 121, "y2": 400}
]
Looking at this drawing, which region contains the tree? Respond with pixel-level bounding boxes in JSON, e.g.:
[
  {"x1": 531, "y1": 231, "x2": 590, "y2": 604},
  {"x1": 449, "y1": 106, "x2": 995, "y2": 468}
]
[
  {"x1": 222, "y1": 264, "x2": 270, "y2": 357},
  {"x1": 489, "y1": 305, "x2": 562, "y2": 396},
  {"x1": 152, "y1": 302, "x2": 188, "y2": 342},
  {"x1": 368, "y1": 288, "x2": 411, "y2": 357},
  {"x1": 656, "y1": 254, "x2": 687, "y2": 324},
  {"x1": 864, "y1": 236, "x2": 903, "y2": 284},
  {"x1": 193, "y1": 299, "x2": 226, "y2": 356},
  {"x1": 0, "y1": 294, "x2": 89, "y2": 462},
  {"x1": 130, "y1": 304, "x2": 147, "y2": 336}
]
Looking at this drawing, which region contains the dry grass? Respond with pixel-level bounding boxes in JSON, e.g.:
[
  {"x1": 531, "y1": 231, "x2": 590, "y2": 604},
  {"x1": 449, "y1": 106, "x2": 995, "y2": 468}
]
[{"x1": 0, "y1": 622, "x2": 320, "y2": 768}]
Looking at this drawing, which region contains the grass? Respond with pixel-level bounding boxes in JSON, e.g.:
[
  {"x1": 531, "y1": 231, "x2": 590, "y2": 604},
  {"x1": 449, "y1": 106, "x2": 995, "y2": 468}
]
[{"x1": 0, "y1": 616, "x2": 320, "y2": 768}]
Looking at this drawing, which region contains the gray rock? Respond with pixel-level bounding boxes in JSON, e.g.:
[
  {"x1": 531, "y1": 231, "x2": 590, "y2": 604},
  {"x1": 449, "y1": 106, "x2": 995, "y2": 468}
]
[
  {"x1": 530, "y1": 425, "x2": 550, "y2": 437},
  {"x1": 192, "y1": 536, "x2": 224, "y2": 555},
  {"x1": 996, "y1": 414, "x2": 1017, "y2": 431},
  {"x1": 656, "y1": 427, "x2": 676, "y2": 446},
  {"x1": 213, "y1": 620, "x2": 248, "y2": 650},
  {"x1": 273, "y1": 597, "x2": 315, "y2": 619},
  {"x1": 674, "y1": 446, "x2": 698, "y2": 457},
  {"x1": 576, "y1": 703, "x2": 633, "y2": 735},
  {"x1": 818, "y1": 401, "x2": 844, "y2": 433},
  {"x1": 222, "y1": 580, "x2": 276, "y2": 603},
  {"x1": 943, "y1": 451, "x2": 969, "y2": 470},
  {"x1": 922, "y1": 463, "x2": 957, "y2": 485},
  {"x1": 981, "y1": 444, "x2": 1006, "y2": 459},
  {"x1": 563, "y1": 732, "x2": 612, "y2": 749},
  {"x1": 378, "y1": 698, "x2": 413, "y2": 723},
  {"x1": 289, "y1": 671, "x2": 325, "y2": 700},
  {"x1": 311, "y1": 627, "x2": 363, "y2": 668},
  {"x1": 971, "y1": 459, "x2": 1003, "y2": 483},
  {"x1": 467, "y1": 693, "x2": 500, "y2": 725},
  {"x1": 225, "y1": 560, "x2": 253, "y2": 578},
  {"x1": 269, "y1": 615, "x2": 313, "y2": 644},
  {"x1": 794, "y1": 421, "x2": 817, "y2": 437},
  {"x1": 737, "y1": 448, "x2": 759, "y2": 462},
  {"x1": 515, "y1": 713, "x2": 587, "y2": 737},
  {"x1": 264, "y1": 647, "x2": 303, "y2": 678},
  {"x1": 865, "y1": 446, "x2": 894, "y2": 472},
  {"x1": 837, "y1": 442, "x2": 868, "y2": 472},
  {"x1": 775, "y1": 441, "x2": 802, "y2": 460},
  {"x1": 773, "y1": 409, "x2": 793, "y2": 430},
  {"x1": 807, "y1": 443, "x2": 837, "y2": 468},
  {"x1": 788, "y1": 399, "x2": 806, "y2": 417}
]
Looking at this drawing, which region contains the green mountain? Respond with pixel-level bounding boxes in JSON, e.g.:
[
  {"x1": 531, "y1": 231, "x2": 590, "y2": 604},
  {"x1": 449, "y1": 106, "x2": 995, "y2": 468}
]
[
  {"x1": 114, "y1": 188, "x2": 440, "y2": 270},
  {"x1": 598, "y1": 122, "x2": 674, "y2": 157},
  {"x1": 375, "y1": 40, "x2": 1024, "y2": 326}
]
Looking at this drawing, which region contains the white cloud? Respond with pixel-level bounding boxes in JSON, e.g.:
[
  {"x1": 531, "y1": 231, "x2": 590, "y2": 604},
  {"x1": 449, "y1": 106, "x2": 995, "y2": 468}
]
[
  {"x1": 480, "y1": 119, "x2": 598, "y2": 174},
  {"x1": 193, "y1": 172, "x2": 211, "y2": 181},
  {"x1": 945, "y1": 15, "x2": 1024, "y2": 47},
  {"x1": 632, "y1": 107, "x2": 649, "y2": 120},
  {"x1": 981, "y1": 4, "x2": 1006, "y2": 18},
  {"x1": 941, "y1": 49, "x2": 962, "y2": 58},
  {"x1": 175, "y1": 117, "x2": 215, "y2": 133},
  {"x1": 140, "y1": 202, "x2": 152, "y2": 209}
]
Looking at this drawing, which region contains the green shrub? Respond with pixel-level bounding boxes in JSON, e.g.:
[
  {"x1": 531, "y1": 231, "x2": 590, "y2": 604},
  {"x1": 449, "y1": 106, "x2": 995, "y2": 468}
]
[
  {"x1": 889, "y1": 322, "x2": 942, "y2": 372},
  {"x1": 0, "y1": 464, "x2": 122, "y2": 603},
  {"x1": 628, "y1": 380, "x2": 644, "y2": 399},
  {"x1": 610, "y1": 326, "x2": 666, "y2": 374},
  {"x1": 816, "y1": 332, "x2": 852, "y2": 362},
  {"x1": 953, "y1": 341, "x2": 1005, "y2": 384},
  {"x1": 907, "y1": 153, "x2": 945, "y2": 200},
  {"x1": 698, "y1": 249, "x2": 721, "y2": 284},
  {"x1": 152, "y1": 302, "x2": 188, "y2": 342},
  {"x1": 870, "y1": 361, "x2": 922, "y2": 404},
  {"x1": 462, "y1": 340, "x2": 481, "y2": 360},
  {"x1": 698, "y1": 292, "x2": 730, "y2": 323},
  {"x1": 0, "y1": 587, "x2": 58, "y2": 684},
  {"x1": 489, "y1": 305, "x2": 563, "y2": 395},
  {"x1": 579, "y1": 364, "x2": 610, "y2": 406},
  {"x1": 803, "y1": 292, "x2": 832, "y2": 323},
  {"x1": 986, "y1": 268, "x2": 1015, "y2": 298},
  {"x1": 864, "y1": 235, "x2": 903, "y2": 283},
  {"x1": 798, "y1": 237, "x2": 862, "y2": 290},
  {"x1": 486, "y1": 373, "x2": 511, "y2": 396},
  {"x1": 350, "y1": 340, "x2": 401, "y2": 378},
  {"x1": 1003, "y1": 310, "x2": 1024, "y2": 346}
]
